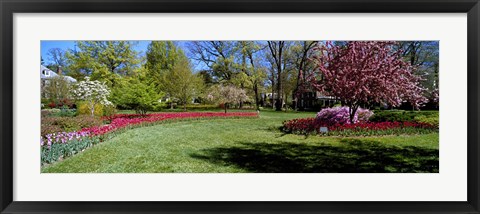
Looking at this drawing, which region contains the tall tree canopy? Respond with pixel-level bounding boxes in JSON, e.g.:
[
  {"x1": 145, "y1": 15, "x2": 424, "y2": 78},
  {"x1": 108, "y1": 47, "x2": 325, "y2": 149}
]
[
  {"x1": 188, "y1": 41, "x2": 237, "y2": 82},
  {"x1": 267, "y1": 41, "x2": 291, "y2": 111},
  {"x1": 145, "y1": 41, "x2": 182, "y2": 90},
  {"x1": 66, "y1": 41, "x2": 139, "y2": 84},
  {"x1": 161, "y1": 57, "x2": 204, "y2": 111},
  {"x1": 47, "y1": 48, "x2": 68, "y2": 71}
]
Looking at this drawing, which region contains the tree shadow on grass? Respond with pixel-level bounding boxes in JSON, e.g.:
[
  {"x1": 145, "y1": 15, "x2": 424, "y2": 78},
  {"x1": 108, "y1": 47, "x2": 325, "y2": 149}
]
[{"x1": 190, "y1": 139, "x2": 439, "y2": 173}]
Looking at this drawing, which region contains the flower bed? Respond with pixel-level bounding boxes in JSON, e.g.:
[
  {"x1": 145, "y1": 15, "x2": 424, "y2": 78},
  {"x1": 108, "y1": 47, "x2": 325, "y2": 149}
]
[
  {"x1": 282, "y1": 117, "x2": 437, "y2": 136},
  {"x1": 41, "y1": 112, "x2": 258, "y2": 165}
]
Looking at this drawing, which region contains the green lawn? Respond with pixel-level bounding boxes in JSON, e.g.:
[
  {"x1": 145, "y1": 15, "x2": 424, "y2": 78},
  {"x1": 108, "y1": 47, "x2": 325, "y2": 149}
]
[{"x1": 42, "y1": 111, "x2": 439, "y2": 173}]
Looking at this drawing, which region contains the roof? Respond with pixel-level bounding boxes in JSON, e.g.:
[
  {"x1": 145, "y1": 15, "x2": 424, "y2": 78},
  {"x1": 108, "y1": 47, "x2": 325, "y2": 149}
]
[{"x1": 40, "y1": 65, "x2": 77, "y2": 83}]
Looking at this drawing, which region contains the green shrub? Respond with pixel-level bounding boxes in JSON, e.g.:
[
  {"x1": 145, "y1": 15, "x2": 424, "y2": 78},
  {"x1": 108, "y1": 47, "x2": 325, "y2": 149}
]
[
  {"x1": 414, "y1": 114, "x2": 439, "y2": 128},
  {"x1": 370, "y1": 110, "x2": 438, "y2": 123},
  {"x1": 41, "y1": 98, "x2": 51, "y2": 109},
  {"x1": 103, "y1": 104, "x2": 117, "y2": 117},
  {"x1": 77, "y1": 101, "x2": 104, "y2": 117},
  {"x1": 41, "y1": 109, "x2": 61, "y2": 117},
  {"x1": 57, "y1": 105, "x2": 76, "y2": 117},
  {"x1": 41, "y1": 115, "x2": 103, "y2": 136},
  {"x1": 42, "y1": 107, "x2": 76, "y2": 117}
]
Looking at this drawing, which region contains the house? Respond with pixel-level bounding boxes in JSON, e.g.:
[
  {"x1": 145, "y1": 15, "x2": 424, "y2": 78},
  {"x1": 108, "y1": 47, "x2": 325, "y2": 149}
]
[
  {"x1": 263, "y1": 93, "x2": 284, "y2": 108},
  {"x1": 294, "y1": 91, "x2": 337, "y2": 110},
  {"x1": 262, "y1": 91, "x2": 336, "y2": 110},
  {"x1": 40, "y1": 65, "x2": 77, "y2": 83},
  {"x1": 293, "y1": 69, "x2": 337, "y2": 110}
]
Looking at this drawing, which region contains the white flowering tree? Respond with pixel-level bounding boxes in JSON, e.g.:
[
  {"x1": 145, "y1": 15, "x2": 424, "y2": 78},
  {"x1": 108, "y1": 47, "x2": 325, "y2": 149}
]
[
  {"x1": 72, "y1": 77, "x2": 113, "y2": 116},
  {"x1": 207, "y1": 84, "x2": 249, "y2": 113}
]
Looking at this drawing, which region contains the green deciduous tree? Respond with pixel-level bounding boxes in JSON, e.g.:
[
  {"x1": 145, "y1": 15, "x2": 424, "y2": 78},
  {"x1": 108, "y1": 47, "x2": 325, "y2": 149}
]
[
  {"x1": 42, "y1": 75, "x2": 71, "y2": 104},
  {"x1": 188, "y1": 41, "x2": 237, "y2": 82},
  {"x1": 162, "y1": 57, "x2": 204, "y2": 112},
  {"x1": 111, "y1": 77, "x2": 165, "y2": 115},
  {"x1": 145, "y1": 41, "x2": 182, "y2": 90},
  {"x1": 66, "y1": 41, "x2": 139, "y2": 85}
]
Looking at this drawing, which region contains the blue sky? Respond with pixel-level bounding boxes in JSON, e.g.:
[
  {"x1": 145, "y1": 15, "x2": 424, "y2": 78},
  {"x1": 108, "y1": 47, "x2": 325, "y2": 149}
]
[{"x1": 41, "y1": 41, "x2": 151, "y2": 63}]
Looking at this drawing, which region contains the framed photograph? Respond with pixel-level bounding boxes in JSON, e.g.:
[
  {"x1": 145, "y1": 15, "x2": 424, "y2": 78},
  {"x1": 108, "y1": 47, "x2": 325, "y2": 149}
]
[{"x1": 1, "y1": 0, "x2": 479, "y2": 213}]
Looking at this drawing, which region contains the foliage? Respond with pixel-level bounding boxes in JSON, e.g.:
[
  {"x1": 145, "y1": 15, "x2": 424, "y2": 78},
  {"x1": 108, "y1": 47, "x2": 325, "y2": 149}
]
[
  {"x1": 42, "y1": 75, "x2": 72, "y2": 105},
  {"x1": 146, "y1": 41, "x2": 179, "y2": 71},
  {"x1": 161, "y1": 57, "x2": 204, "y2": 111},
  {"x1": 57, "y1": 106, "x2": 77, "y2": 117},
  {"x1": 103, "y1": 104, "x2": 118, "y2": 117},
  {"x1": 315, "y1": 107, "x2": 373, "y2": 126},
  {"x1": 65, "y1": 41, "x2": 140, "y2": 81},
  {"x1": 414, "y1": 114, "x2": 439, "y2": 128},
  {"x1": 145, "y1": 41, "x2": 183, "y2": 90},
  {"x1": 41, "y1": 109, "x2": 61, "y2": 117},
  {"x1": 41, "y1": 115, "x2": 103, "y2": 136},
  {"x1": 309, "y1": 41, "x2": 427, "y2": 123},
  {"x1": 369, "y1": 110, "x2": 438, "y2": 123},
  {"x1": 207, "y1": 84, "x2": 249, "y2": 113},
  {"x1": 41, "y1": 135, "x2": 100, "y2": 165},
  {"x1": 188, "y1": 41, "x2": 237, "y2": 82},
  {"x1": 111, "y1": 77, "x2": 164, "y2": 115},
  {"x1": 77, "y1": 101, "x2": 104, "y2": 117},
  {"x1": 72, "y1": 77, "x2": 113, "y2": 116}
]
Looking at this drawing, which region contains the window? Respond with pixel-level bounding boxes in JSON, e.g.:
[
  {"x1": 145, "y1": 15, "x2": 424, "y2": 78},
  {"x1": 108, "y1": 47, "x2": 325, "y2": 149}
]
[{"x1": 42, "y1": 70, "x2": 49, "y2": 76}]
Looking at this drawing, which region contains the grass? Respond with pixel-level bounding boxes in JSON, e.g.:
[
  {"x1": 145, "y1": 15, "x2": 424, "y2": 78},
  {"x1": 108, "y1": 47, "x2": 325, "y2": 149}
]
[{"x1": 42, "y1": 111, "x2": 439, "y2": 173}]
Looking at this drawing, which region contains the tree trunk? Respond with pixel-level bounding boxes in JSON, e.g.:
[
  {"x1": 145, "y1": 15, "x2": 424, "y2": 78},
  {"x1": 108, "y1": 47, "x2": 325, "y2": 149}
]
[
  {"x1": 349, "y1": 105, "x2": 358, "y2": 124},
  {"x1": 275, "y1": 75, "x2": 282, "y2": 111},
  {"x1": 224, "y1": 103, "x2": 227, "y2": 113},
  {"x1": 90, "y1": 101, "x2": 95, "y2": 117},
  {"x1": 253, "y1": 83, "x2": 260, "y2": 111},
  {"x1": 184, "y1": 102, "x2": 187, "y2": 112},
  {"x1": 271, "y1": 87, "x2": 275, "y2": 110}
]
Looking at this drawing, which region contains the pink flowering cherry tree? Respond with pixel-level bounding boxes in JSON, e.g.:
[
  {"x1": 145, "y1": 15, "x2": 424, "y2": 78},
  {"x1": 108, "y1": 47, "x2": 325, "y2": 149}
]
[{"x1": 308, "y1": 41, "x2": 427, "y2": 124}]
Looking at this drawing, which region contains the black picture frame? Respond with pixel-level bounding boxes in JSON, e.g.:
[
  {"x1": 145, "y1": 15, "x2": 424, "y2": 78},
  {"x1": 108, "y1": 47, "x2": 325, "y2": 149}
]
[{"x1": 1, "y1": 0, "x2": 479, "y2": 213}]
